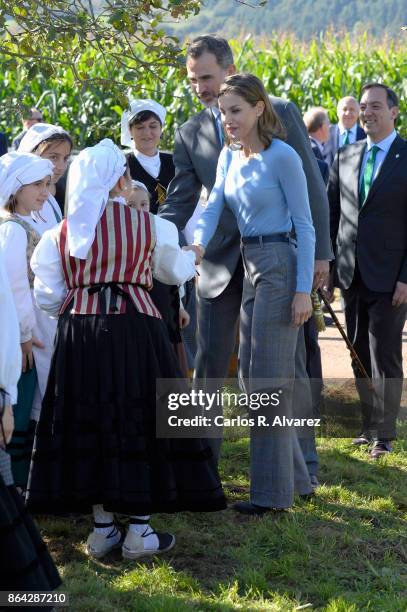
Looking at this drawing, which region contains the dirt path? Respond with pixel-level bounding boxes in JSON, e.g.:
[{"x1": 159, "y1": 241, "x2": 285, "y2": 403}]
[{"x1": 319, "y1": 298, "x2": 407, "y2": 378}]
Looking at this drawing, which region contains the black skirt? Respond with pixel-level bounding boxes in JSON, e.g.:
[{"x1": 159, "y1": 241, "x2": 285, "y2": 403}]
[
  {"x1": 0, "y1": 475, "x2": 61, "y2": 592},
  {"x1": 150, "y1": 281, "x2": 181, "y2": 344},
  {"x1": 26, "y1": 307, "x2": 226, "y2": 516}
]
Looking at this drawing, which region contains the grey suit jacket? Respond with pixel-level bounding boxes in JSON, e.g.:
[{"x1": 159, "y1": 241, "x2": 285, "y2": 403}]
[
  {"x1": 160, "y1": 98, "x2": 333, "y2": 298},
  {"x1": 324, "y1": 123, "x2": 366, "y2": 166},
  {"x1": 328, "y1": 135, "x2": 407, "y2": 292}
]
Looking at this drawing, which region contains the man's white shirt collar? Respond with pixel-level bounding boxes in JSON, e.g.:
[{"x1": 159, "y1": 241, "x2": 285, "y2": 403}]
[
  {"x1": 338, "y1": 123, "x2": 357, "y2": 136},
  {"x1": 366, "y1": 130, "x2": 397, "y2": 153}
]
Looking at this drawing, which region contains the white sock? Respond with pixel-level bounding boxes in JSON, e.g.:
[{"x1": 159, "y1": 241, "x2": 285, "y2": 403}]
[
  {"x1": 92, "y1": 504, "x2": 120, "y2": 541},
  {"x1": 129, "y1": 515, "x2": 159, "y2": 550}
]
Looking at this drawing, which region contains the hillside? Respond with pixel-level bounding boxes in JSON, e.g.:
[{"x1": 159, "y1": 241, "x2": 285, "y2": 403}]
[{"x1": 166, "y1": 0, "x2": 406, "y2": 40}]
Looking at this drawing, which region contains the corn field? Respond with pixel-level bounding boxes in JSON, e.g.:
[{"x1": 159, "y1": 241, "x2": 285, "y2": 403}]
[{"x1": 0, "y1": 33, "x2": 405, "y2": 149}]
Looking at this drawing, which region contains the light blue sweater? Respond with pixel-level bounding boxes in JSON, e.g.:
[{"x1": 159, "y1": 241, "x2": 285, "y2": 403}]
[{"x1": 194, "y1": 138, "x2": 316, "y2": 293}]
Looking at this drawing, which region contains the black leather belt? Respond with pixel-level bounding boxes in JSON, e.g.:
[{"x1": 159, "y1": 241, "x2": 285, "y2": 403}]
[{"x1": 241, "y1": 233, "x2": 291, "y2": 245}]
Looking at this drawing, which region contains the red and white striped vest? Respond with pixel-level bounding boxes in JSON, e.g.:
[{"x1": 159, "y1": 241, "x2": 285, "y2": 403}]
[{"x1": 57, "y1": 201, "x2": 161, "y2": 318}]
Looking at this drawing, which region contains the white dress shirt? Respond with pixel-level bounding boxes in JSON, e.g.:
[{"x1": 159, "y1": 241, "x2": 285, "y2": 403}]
[
  {"x1": 359, "y1": 130, "x2": 397, "y2": 188},
  {"x1": 338, "y1": 123, "x2": 358, "y2": 146}
]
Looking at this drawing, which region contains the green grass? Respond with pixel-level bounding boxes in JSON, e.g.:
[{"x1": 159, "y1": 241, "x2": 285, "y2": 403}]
[{"x1": 38, "y1": 421, "x2": 407, "y2": 611}]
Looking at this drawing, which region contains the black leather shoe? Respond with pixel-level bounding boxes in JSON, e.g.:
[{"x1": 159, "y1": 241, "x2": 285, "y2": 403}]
[
  {"x1": 232, "y1": 501, "x2": 272, "y2": 516},
  {"x1": 352, "y1": 432, "x2": 373, "y2": 445},
  {"x1": 370, "y1": 440, "x2": 392, "y2": 459},
  {"x1": 299, "y1": 490, "x2": 315, "y2": 501}
]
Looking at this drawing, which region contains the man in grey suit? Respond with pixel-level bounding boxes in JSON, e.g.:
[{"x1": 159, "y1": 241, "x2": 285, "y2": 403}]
[
  {"x1": 159, "y1": 36, "x2": 333, "y2": 486},
  {"x1": 324, "y1": 96, "x2": 365, "y2": 165},
  {"x1": 328, "y1": 83, "x2": 407, "y2": 459}
]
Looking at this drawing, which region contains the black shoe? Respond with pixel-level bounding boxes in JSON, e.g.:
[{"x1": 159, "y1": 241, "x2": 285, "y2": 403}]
[
  {"x1": 370, "y1": 440, "x2": 392, "y2": 459},
  {"x1": 232, "y1": 501, "x2": 272, "y2": 516},
  {"x1": 352, "y1": 432, "x2": 372, "y2": 446},
  {"x1": 310, "y1": 475, "x2": 320, "y2": 490},
  {"x1": 299, "y1": 490, "x2": 315, "y2": 501}
]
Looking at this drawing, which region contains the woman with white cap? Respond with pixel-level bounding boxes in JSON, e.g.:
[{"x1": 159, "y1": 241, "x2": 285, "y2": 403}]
[
  {"x1": 18, "y1": 125, "x2": 74, "y2": 425},
  {"x1": 121, "y1": 99, "x2": 173, "y2": 215},
  {"x1": 26, "y1": 139, "x2": 226, "y2": 561},
  {"x1": 122, "y1": 100, "x2": 190, "y2": 373},
  {"x1": 0, "y1": 152, "x2": 54, "y2": 489},
  {"x1": 18, "y1": 122, "x2": 73, "y2": 227}
]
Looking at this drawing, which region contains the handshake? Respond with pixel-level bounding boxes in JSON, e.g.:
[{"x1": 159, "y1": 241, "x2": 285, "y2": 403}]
[{"x1": 183, "y1": 244, "x2": 205, "y2": 265}]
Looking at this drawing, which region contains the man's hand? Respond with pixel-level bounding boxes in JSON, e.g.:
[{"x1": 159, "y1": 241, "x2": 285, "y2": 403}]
[
  {"x1": 322, "y1": 267, "x2": 336, "y2": 303},
  {"x1": 182, "y1": 244, "x2": 205, "y2": 265},
  {"x1": 392, "y1": 281, "x2": 407, "y2": 307},
  {"x1": 313, "y1": 260, "x2": 330, "y2": 291}
]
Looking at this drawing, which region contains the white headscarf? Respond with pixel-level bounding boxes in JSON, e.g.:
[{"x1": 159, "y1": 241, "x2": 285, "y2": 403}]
[
  {"x1": 131, "y1": 180, "x2": 149, "y2": 192},
  {"x1": 0, "y1": 153, "x2": 54, "y2": 209},
  {"x1": 67, "y1": 138, "x2": 127, "y2": 259},
  {"x1": 18, "y1": 123, "x2": 70, "y2": 153},
  {"x1": 120, "y1": 99, "x2": 166, "y2": 148}
]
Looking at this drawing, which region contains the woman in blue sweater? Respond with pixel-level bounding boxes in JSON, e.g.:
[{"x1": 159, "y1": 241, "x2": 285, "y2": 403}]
[{"x1": 190, "y1": 73, "x2": 316, "y2": 513}]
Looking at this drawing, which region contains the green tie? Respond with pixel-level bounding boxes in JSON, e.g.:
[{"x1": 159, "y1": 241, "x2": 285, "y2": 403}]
[
  {"x1": 359, "y1": 145, "x2": 379, "y2": 206},
  {"x1": 343, "y1": 129, "x2": 351, "y2": 145}
]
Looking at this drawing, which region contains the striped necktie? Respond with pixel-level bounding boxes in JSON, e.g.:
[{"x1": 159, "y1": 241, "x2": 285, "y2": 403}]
[
  {"x1": 359, "y1": 145, "x2": 379, "y2": 207},
  {"x1": 213, "y1": 110, "x2": 224, "y2": 147}
]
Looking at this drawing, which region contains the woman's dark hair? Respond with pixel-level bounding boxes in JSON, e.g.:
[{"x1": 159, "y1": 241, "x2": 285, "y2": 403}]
[
  {"x1": 219, "y1": 73, "x2": 286, "y2": 148},
  {"x1": 129, "y1": 110, "x2": 162, "y2": 128},
  {"x1": 32, "y1": 132, "x2": 74, "y2": 155}
]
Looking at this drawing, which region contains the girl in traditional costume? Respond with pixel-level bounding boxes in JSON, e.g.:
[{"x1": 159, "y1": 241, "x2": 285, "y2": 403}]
[
  {"x1": 15, "y1": 124, "x2": 73, "y2": 431},
  {"x1": 27, "y1": 139, "x2": 226, "y2": 560},
  {"x1": 122, "y1": 100, "x2": 190, "y2": 374},
  {"x1": 0, "y1": 153, "x2": 54, "y2": 489},
  {"x1": 18, "y1": 122, "x2": 73, "y2": 225},
  {"x1": 121, "y1": 99, "x2": 174, "y2": 215},
  {"x1": 0, "y1": 251, "x2": 61, "y2": 594}
]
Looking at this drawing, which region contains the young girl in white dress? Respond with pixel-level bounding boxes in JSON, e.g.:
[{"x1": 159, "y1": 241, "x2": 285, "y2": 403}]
[
  {"x1": 0, "y1": 153, "x2": 54, "y2": 488},
  {"x1": 18, "y1": 123, "x2": 73, "y2": 227},
  {"x1": 27, "y1": 139, "x2": 226, "y2": 561},
  {"x1": 16, "y1": 124, "x2": 73, "y2": 423}
]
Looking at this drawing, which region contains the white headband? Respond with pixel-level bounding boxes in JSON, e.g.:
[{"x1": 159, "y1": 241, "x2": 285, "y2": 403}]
[
  {"x1": 131, "y1": 180, "x2": 149, "y2": 192},
  {"x1": 67, "y1": 138, "x2": 127, "y2": 259},
  {"x1": 18, "y1": 123, "x2": 70, "y2": 153},
  {"x1": 120, "y1": 99, "x2": 166, "y2": 148},
  {"x1": 0, "y1": 153, "x2": 54, "y2": 209}
]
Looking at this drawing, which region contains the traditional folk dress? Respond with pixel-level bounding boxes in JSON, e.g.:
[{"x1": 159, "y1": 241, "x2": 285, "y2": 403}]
[
  {"x1": 126, "y1": 151, "x2": 188, "y2": 370},
  {"x1": 0, "y1": 251, "x2": 61, "y2": 594},
  {"x1": 19, "y1": 200, "x2": 62, "y2": 423},
  {"x1": 0, "y1": 213, "x2": 41, "y2": 487},
  {"x1": 18, "y1": 123, "x2": 69, "y2": 226},
  {"x1": 126, "y1": 151, "x2": 175, "y2": 215},
  {"x1": 0, "y1": 447, "x2": 61, "y2": 593},
  {"x1": 26, "y1": 200, "x2": 226, "y2": 516}
]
